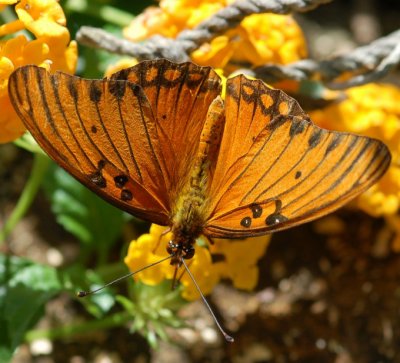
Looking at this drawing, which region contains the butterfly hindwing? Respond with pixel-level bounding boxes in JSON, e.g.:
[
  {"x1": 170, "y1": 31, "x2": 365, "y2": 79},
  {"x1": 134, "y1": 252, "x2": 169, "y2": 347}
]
[
  {"x1": 204, "y1": 76, "x2": 391, "y2": 238},
  {"x1": 9, "y1": 66, "x2": 170, "y2": 225}
]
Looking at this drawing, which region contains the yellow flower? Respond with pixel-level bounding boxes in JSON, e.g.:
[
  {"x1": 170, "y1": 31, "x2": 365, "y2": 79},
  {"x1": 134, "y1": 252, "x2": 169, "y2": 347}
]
[
  {"x1": 309, "y1": 83, "x2": 400, "y2": 218},
  {"x1": 357, "y1": 166, "x2": 400, "y2": 217},
  {"x1": 0, "y1": 0, "x2": 77, "y2": 143},
  {"x1": 210, "y1": 235, "x2": 270, "y2": 290},
  {"x1": 124, "y1": 224, "x2": 271, "y2": 301},
  {"x1": 105, "y1": 58, "x2": 139, "y2": 78},
  {"x1": 122, "y1": 0, "x2": 307, "y2": 74}
]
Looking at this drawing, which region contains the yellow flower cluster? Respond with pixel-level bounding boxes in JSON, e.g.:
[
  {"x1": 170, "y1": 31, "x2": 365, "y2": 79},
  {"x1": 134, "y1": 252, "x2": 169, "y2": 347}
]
[
  {"x1": 122, "y1": 0, "x2": 307, "y2": 73},
  {"x1": 0, "y1": 0, "x2": 77, "y2": 143},
  {"x1": 124, "y1": 224, "x2": 270, "y2": 301},
  {"x1": 309, "y1": 83, "x2": 400, "y2": 217}
]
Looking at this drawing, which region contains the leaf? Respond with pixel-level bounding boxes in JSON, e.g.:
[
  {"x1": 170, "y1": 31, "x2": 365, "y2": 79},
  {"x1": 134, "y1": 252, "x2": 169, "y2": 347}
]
[
  {"x1": 42, "y1": 162, "x2": 126, "y2": 258},
  {"x1": 61, "y1": 265, "x2": 116, "y2": 318},
  {"x1": 0, "y1": 254, "x2": 62, "y2": 359},
  {"x1": 146, "y1": 330, "x2": 158, "y2": 349}
]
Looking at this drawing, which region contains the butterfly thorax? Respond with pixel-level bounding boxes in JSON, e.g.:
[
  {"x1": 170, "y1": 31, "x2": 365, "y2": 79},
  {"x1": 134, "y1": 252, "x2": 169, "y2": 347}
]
[{"x1": 169, "y1": 97, "x2": 225, "y2": 265}]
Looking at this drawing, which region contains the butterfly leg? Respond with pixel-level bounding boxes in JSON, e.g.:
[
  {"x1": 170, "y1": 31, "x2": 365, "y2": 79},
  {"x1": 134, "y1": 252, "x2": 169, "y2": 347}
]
[
  {"x1": 171, "y1": 256, "x2": 194, "y2": 290},
  {"x1": 152, "y1": 227, "x2": 171, "y2": 254},
  {"x1": 175, "y1": 259, "x2": 194, "y2": 287},
  {"x1": 171, "y1": 264, "x2": 180, "y2": 291}
]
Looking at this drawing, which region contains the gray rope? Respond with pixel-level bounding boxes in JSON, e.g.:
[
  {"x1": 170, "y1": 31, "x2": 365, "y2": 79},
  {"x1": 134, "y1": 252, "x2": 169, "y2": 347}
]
[
  {"x1": 176, "y1": 0, "x2": 333, "y2": 52},
  {"x1": 75, "y1": 0, "x2": 400, "y2": 89},
  {"x1": 76, "y1": 0, "x2": 332, "y2": 63},
  {"x1": 247, "y1": 29, "x2": 400, "y2": 89}
]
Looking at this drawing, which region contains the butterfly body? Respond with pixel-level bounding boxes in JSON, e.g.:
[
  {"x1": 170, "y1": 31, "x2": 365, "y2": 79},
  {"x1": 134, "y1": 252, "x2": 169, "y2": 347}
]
[
  {"x1": 169, "y1": 96, "x2": 226, "y2": 263},
  {"x1": 8, "y1": 59, "x2": 391, "y2": 266}
]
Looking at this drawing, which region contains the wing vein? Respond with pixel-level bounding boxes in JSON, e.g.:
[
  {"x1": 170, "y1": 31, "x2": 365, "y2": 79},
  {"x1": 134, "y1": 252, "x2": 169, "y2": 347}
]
[
  {"x1": 40, "y1": 70, "x2": 88, "y2": 169},
  {"x1": 287, "y1": 136, "x2": 362, "y2": 214}
]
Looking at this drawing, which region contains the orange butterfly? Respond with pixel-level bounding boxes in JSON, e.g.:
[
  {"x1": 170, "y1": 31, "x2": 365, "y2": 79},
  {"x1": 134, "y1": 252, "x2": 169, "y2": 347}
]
[{"x1": 8, "y1": 58, "x2": 390, "y2": 275}]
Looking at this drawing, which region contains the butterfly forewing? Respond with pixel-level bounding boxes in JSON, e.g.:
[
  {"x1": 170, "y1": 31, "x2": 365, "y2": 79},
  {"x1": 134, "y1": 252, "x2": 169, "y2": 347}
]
[
  {"x1": 9, "y1": 66, "x2": 170, "y2": 224},
  {"x1": 204, "y1": 76, "x2": 391, "y2": 238},
  {"x1": 111, "y1": 59, "x2": 222, "y2": 200}
]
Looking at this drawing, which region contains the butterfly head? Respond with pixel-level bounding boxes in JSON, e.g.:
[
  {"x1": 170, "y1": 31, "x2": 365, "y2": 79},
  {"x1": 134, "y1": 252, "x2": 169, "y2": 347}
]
[{"x1": 167, "y1": 240, "x2": 195, "y2": 266}]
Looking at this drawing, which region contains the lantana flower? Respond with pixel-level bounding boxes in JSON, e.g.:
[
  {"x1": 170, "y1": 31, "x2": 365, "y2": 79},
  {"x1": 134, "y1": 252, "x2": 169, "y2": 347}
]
[
  {"x1": 125, "y1": 224, "x2": 271, "y2": 301},
  {"x1": 121, "y1": 0, "x2": 306, "y2": 73},
  {"x1": 309, "y1": 83, "x2": 400, "y2": 217},
  {"x1": 0, "y1": 0, "x2": 77, "y2": 143}
]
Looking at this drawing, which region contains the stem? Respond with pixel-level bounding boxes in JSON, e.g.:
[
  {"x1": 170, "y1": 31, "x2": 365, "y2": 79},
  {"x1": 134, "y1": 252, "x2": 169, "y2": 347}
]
[
  {"x1": 24, "y1": 311, "x2": 131, "y2": 342},
  {"x1": 65, "y1": 0, "x2": 134, "y2": 27},
  {"x1": 0, "y1": 153, "x2": 50, "y2": 244}
]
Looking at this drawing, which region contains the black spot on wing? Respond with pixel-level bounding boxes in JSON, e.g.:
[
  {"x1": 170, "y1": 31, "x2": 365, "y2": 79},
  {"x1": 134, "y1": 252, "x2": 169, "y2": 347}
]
[
  {"x1": 88, "y1": 160, "x2": 107, "y2": 188},
  {"x1": 289, "y1": 118, "x2": 307, "y2": 137},
  {"x1": 98, "y1": 160, "x2": 106, "y2": 169},
  {"x1": 268, "y1": 114, "x2": 288, "y2": 131},
  {"x1": 250, "y1": 204, "x2": 262, "y2": 218},
  {"x1": 114, "y1": 175, "x2": 128, "y2": 188},
  {"x1": 226, "y1": 80, "x2": 240, "y2": 103},
  {"x1": 89, "y1": 171, "x2": 106, "y2": 188},
  {"x1": 67, "y1": 77, "x2": 79, "y2": 101},
  {"x1": 240, "y1": 216, "x2": 252, "y2": 228},
  {"x1": 129, "y1": 83, "x2": 143, "y2": 97},
  {"x1": 265, "y1": 199, "x2": 288, "y2": 226},
  {"x1": 121, "y1": 189, "x2": 133, "y2": 201},
  {"x1": 325, "y1": 133, "x2": 344, "y2": 155},
  {"x1": 308, "y1": 128, "x2": 324, "y2": 149},
  {"x1": 109, "y1": 80, "x2": 126, "y2": 99},
  {"x1": 265, "y1": 213, "x2": 289, "y2": 226},
  {"x1": 89, "y1": 82, "x2": 102, "y2": 102}
]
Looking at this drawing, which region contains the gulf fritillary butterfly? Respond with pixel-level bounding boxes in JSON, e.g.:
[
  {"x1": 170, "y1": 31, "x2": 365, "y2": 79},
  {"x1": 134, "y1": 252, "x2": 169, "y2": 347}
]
[{"x1": 9, "y1": 59, "x2": 390, "y2": 271}]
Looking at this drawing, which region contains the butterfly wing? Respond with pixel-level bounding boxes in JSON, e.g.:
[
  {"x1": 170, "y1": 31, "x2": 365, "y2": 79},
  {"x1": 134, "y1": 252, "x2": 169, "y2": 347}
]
[
  {"x1": 204, "y1": 75, "x2": 391, "y2": 238},
  {"x1": 110, "y1": 59, "x2": 222, "y2": 201},
  {"x1": 9, "y1": 65, "x2": 171, "y2": 224}
]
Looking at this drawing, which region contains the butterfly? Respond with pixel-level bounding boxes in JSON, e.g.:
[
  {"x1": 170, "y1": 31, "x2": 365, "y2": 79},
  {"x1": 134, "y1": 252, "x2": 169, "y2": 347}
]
[{"x1": 8, "y1": 58, "x2": 391, "y2": 266}]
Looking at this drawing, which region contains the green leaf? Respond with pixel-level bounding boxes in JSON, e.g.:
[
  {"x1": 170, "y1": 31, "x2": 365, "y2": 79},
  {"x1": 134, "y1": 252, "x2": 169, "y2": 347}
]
[
  {"x1": 42, "y1": 163, "x2": 126, "y2": 261},
  {"x1": 115, "y1": 295, "x2": 135, "y2": 313},
  {"x1": 61, "y1": 265, "x2": 116, "y2": 318},
  {"x1": 0, "y1": 254, "x2": 62, "y2": 359},
  {"x1": 146, "y1": 330, "x2": 158, "y2": 349}
]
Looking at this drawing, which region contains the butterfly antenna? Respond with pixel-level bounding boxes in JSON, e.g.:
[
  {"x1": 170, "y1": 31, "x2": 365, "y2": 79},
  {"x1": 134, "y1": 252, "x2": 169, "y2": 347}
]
[
  {"x1": 180, "y1": 258, "x2": 234, "y2": 343},
  {"x1": 77, "y1": 254, "x2": 173, "y2": 297}
]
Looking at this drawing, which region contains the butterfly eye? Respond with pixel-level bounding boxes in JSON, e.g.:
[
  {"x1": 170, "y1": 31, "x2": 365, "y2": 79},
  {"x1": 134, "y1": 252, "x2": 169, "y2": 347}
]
[
  {"x1": 166, "y1": 241, "x2": 178, "y2": 255},
  {"x1": 183, "y1": 246, "x2": 195, "y2": 259}
]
